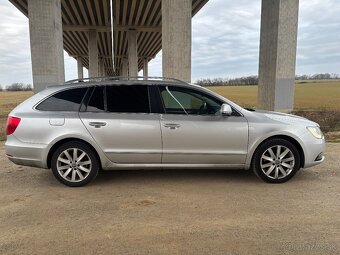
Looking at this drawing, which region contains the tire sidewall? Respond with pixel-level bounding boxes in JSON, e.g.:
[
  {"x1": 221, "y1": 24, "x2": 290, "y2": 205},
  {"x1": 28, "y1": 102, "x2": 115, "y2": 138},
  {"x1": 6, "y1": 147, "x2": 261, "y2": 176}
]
[
  {"x1": 51, "y1": 141, "x2": 99, "y2": 187},
  {"x1": 252, "y1": 139, "x2": 301, "y2": 183}
]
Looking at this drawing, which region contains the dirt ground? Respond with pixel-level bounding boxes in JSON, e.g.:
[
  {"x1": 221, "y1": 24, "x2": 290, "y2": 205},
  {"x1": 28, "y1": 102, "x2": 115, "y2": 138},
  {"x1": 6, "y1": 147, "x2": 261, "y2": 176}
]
[{"x1": 0, "y1": 142, "x2": 339, "y2": 255}]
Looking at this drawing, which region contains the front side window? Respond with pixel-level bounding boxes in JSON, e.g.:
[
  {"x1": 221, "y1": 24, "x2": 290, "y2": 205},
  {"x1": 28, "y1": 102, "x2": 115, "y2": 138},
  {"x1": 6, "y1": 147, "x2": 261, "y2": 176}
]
[
  {"x1": 36, "y1": 88, "x2": 87, "y2": 111},
  {"x1": 160, "y1": 86, "x2": 222, "y2": 115},
  {"x1": 106, "y1": 85, "x2": 150, "y2": 113}
]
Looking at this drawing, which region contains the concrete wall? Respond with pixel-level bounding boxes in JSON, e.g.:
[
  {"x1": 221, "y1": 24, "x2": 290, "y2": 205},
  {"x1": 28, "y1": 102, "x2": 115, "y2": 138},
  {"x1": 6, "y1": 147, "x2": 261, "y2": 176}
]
[{"x1": 258, "y1": 0, "x2": 299, "y2": 112}]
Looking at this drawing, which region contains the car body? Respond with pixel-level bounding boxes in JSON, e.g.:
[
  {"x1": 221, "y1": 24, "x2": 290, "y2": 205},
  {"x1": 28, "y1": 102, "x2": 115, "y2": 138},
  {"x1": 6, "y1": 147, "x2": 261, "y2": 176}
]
[{"x1": 5, "y1": 78, "x2": 325, "y2": 186}]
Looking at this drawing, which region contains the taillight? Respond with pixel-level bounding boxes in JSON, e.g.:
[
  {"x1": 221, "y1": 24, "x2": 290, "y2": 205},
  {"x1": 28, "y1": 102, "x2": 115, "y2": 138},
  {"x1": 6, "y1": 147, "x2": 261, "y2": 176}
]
[{"x1": 6, "y1": 116, "x2": 21, "y2": 135}]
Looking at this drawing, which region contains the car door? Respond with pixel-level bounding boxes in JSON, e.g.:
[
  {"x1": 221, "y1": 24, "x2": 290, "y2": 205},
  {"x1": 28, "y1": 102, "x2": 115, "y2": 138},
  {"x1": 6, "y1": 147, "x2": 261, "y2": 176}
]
[
  {"x1": 158, "y1": 85, "x2": 248, "y2": 164},
  {"x1": 79, "y1": 85, "x2": 162, "y2": 164}
]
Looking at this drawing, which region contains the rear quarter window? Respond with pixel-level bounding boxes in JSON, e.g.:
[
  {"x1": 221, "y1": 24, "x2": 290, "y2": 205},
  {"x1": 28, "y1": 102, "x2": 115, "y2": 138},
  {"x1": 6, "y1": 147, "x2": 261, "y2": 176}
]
[{"x1": 36, "y1": 88, "x2": 87, "y2": 111}]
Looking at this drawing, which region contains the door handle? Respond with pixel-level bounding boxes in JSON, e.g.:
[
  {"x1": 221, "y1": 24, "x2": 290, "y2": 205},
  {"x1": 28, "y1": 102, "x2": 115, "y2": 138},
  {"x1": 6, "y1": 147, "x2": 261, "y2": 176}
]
[
  {"x1": 163, "y1": 123, "x2": 180, "y2": 130},
  {"x1": 89, "y1": 122, "x2": 107, "y2": 128}
]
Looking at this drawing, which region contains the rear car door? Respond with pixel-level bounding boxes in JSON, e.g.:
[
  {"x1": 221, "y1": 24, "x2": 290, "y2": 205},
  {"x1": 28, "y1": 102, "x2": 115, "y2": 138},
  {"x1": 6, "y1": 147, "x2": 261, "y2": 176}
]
[
  {"x1": 158, "y1": 85, "x2": 248, "y2": 164},
  {"x1": 79, "y1": 85, "x2": 162, "y2": 164}
]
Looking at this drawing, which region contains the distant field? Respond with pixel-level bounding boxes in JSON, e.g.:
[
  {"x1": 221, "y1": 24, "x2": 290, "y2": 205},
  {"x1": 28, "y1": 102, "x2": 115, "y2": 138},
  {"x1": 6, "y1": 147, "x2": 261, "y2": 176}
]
[
  {"x1": 208, "y1": 80, "x2": 340, "y2": 110},
  {"x1": 0, "y1": 80, "x2": 340, "y2": 141}
]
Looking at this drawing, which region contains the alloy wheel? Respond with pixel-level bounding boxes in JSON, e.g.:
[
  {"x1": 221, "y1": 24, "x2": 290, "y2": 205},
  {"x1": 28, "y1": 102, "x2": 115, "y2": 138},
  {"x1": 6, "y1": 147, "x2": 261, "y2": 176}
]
[
  {"x1": 56, "y1": 148, "x2": 92, "y2": 182},
  {"x1": 260, "y1": 145, "x2": 295, "y2": 180}
]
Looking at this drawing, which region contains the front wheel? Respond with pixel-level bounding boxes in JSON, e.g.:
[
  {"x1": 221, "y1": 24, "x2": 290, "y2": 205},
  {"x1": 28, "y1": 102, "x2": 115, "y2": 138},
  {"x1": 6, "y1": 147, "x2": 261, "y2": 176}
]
[
  {"x1": 252, "y1": 139, "x2": 301, "y2": 183},
  {"x1": 51, "y1": 141, "x2": 100, "y2": 187}
]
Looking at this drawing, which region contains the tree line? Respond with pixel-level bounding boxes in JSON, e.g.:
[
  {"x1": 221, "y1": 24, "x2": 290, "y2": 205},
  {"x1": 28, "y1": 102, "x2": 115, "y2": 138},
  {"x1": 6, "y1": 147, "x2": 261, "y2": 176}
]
[
  {"x1": 0, "y1": 73, "x2": 339, "y2": 90},
  {"x1": 196, "y1": 73, "x2": 340, "y2": 86},
  {"x1": 0, "y1": 83, "x2": 33, "y2": 91}
]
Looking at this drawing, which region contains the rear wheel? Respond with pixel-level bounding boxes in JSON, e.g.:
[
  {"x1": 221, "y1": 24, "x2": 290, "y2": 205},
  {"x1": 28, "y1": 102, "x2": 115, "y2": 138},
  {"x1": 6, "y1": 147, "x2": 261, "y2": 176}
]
[
  {"x1": 51, "y1": 141, "x2": 99, "y2": 187},
  {"x1": 252, "y1": 138, "x2": 300, "y2": 183}
]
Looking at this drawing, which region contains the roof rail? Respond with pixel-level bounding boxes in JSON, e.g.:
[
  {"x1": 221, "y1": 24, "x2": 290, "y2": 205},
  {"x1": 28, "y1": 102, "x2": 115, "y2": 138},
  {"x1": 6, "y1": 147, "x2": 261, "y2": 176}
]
[{"x1": 64, "y1": 76, "x2": 187, "y2": 85}]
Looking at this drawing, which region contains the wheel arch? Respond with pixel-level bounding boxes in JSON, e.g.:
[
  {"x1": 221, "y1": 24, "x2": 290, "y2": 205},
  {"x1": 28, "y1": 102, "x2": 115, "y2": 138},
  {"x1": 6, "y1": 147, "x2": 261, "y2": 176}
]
[
  {"x1": 249, "y1": 135, "x2": 305, "y2": 169},
  {"x1": 46, "y1": 138, "x2": 102, "y2": 169}
]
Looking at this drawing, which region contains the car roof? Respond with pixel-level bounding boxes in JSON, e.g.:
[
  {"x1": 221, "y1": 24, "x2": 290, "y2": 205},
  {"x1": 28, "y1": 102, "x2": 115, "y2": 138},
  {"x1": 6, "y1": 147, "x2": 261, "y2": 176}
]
[{"x1": 13, "y1": 77, "x2": 244, "y2": 116}]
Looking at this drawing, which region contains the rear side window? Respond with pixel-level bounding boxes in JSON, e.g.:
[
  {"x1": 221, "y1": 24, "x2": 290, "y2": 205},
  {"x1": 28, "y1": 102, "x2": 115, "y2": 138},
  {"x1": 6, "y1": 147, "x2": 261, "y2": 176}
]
[
  {"x1": 36, "y1": 88, "x2": 87, "y2": 111},
  {"x1": 87, "y1": 87, "x2": 105, "y2": 112},
  {"x1": 106, "y1": 85, "x2": 150, "y2": 113}
]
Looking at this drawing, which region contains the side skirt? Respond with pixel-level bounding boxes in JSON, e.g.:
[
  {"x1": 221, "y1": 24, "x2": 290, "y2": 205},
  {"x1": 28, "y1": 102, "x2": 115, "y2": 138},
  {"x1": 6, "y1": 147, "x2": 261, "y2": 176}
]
[{"x1": 102, "y1": 163, "x2": 246, "y2": 171}]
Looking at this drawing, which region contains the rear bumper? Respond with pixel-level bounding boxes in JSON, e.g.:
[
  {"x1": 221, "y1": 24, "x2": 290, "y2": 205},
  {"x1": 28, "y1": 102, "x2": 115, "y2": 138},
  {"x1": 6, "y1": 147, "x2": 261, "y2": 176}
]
[
  {"x1": 7, "y1": 156, "x2": 45, "y2": 168},
  {"x1": 5, "y1": 135, "x2": 48, "y2": 169}
]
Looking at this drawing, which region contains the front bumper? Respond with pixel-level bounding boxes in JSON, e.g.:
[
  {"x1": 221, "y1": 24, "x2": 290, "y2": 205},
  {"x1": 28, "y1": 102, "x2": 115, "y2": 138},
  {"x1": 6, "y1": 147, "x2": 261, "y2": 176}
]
[{"x1": 302, "y1": 137, "x2": 326, "y2": 168}]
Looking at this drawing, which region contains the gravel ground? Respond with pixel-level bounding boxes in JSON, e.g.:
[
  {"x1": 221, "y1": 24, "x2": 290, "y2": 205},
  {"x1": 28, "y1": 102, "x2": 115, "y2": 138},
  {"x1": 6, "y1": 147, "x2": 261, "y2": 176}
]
[{"x1": 0, "y1": 142, "x2": 339, "y2": 255}]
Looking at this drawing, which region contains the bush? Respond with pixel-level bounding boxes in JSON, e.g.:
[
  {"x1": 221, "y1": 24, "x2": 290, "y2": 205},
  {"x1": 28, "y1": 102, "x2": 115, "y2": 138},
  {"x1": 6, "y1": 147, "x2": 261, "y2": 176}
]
[
  {"x1": 196, "y1": 76, "x2": 258, "y2": 86},
  {"x1": 196, "y1": 73, "x2": 340, "y2": 86},
  {"x1": 6, "y1": 83, "x2": 32, "y2": 91}
]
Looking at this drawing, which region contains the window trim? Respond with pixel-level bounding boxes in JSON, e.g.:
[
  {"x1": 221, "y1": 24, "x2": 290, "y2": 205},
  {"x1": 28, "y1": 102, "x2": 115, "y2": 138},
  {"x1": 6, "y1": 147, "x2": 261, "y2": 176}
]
[
  {"x1": 148, "y1": 86, "x2": 165, "y2": 114},
  {"x1": 83, "y1": 86, "x2": 106, "y2": 113},
  {"x1": 80, "y1": 87, "x2": 93, "y2": 112}
]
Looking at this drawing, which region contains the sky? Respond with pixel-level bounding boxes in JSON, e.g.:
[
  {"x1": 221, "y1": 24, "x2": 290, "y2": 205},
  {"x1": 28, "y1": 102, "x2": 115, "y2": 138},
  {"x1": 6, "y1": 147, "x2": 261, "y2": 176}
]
[{"x1": 0, "y1": 0, "x2": 339, "y2": 86}]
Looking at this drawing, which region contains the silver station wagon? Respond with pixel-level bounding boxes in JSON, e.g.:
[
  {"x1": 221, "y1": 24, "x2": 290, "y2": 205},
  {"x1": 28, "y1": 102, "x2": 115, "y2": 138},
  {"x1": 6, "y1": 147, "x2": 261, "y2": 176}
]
[{"x1": 5, "y1": 77, "x2": 325, "y2": 187}]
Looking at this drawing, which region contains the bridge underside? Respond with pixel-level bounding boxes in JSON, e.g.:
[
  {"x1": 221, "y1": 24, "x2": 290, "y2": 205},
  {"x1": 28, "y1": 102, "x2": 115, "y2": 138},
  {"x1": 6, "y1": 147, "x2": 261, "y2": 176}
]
[
  {"x1": 9, "y1": 0, "x2": 207, "y2": 77},
  {"x1": 9, "y1": 0, "x2": 299, "y2": 112}
]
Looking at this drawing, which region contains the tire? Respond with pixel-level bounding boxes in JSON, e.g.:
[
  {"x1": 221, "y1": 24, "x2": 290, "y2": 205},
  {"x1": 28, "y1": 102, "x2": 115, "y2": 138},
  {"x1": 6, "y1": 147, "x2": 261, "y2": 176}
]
[
  {"x1": 51, "y1": 141, "x2": 100, "y2": 187},
  {"x1": 252, "y1": 138, "x2": 301, "y2": 183}
]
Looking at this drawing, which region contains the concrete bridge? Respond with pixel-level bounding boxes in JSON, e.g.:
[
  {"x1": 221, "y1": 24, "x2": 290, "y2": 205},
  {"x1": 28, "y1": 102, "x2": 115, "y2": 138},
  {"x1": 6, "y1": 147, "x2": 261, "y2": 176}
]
[{"x1": 9, "y1": 0, "x2": 299, "y2": 112}]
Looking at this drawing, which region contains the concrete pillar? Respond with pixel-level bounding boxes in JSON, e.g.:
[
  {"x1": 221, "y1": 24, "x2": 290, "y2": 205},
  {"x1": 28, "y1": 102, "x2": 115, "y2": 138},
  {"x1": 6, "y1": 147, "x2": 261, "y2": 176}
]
[
  {"x1": 121, "y1": 58, "x2": 129, "y2": 78},
  {"x1": 28, "y1": 0, "x2": 65, "y2": 93},
  {"x1": 88, "y1": 29, "x2": 98, "y2": 77},
  {"x1": 98, "y1": 58, "x2": 105, "y2": 77},
  {"x1": 127, "y1": 29, "x2": 138, "y2": 77},
  {"x1": 77, "y1": 57, "x2": 83, "y2": 79},
  {"x1": 101, "y1": 59, "x2": 105, "y2": 77},
  {"x1": 162, "y1": 0, "x2": 192, "y2": 82},
  {"x1": 98, "y1": 58, "x2": 101, "y2": 76},
  {"x1": 258, "y1": 0, "x2": 299, "y2": 112},
  {"x1": 143, "y1": 58, "x2": 148, "y2": 79}
]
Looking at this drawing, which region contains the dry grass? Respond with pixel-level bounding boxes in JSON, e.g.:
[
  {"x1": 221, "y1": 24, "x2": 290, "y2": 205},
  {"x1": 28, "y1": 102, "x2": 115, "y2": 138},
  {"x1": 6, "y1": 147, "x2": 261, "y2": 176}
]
[
  {"x1": 0, "y1": 91, "x2": 33, "y2": 141},
  {"x1": 208, "y1": 80, "x2": 340, "y2": 110},
  {"x1": 0, "y1": 80, "x2": 340, "y2": 141},
  {"x1": 292, "y1": 110, "x2": 340, "y2": 142},
  {"x1": 0, "y1": 91, "x2": 33, "y2": 117},
  {"x1": 209, "y1": 86, "x2": 257, "y2": 109}
]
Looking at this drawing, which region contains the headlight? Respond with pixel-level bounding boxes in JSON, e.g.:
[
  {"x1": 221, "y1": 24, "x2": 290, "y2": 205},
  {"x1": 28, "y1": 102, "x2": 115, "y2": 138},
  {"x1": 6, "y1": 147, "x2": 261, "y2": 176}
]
[{"x1": 307, "y1": 126, "x2": 324, "y2": 139}]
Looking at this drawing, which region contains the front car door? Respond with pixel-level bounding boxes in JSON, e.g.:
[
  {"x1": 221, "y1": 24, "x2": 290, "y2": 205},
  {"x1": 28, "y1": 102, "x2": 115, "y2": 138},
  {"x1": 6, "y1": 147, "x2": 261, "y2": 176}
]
[
  {"x1": 79, "y1": 85, "x2": 162, "y2": 164},
  {"x1": 158, "y1": 85, "x2": 248, "y2": 165}
]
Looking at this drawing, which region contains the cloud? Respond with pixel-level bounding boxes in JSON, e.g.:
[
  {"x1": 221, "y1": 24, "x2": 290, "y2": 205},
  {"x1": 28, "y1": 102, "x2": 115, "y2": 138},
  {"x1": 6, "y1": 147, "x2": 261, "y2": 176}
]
[
  {"x1": 0, "y1": 0, "x2": 339, "y2": 86},
  {"x1": 0, "y1": 1, "x2": 31, "y2": 86},
  {"x1": 296, "y1": 0, "x2": 340, "y2": 74},
  {"x1": 191, "y1": 0, "x2": 261, "y2": 79}
]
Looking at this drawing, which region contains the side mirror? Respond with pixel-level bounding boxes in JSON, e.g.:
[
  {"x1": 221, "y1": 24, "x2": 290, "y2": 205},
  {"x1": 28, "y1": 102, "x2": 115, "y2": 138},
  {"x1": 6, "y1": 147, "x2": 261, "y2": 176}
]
[{"x1": 221, "y1": 104, "x2": 232, "y2": 116}]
